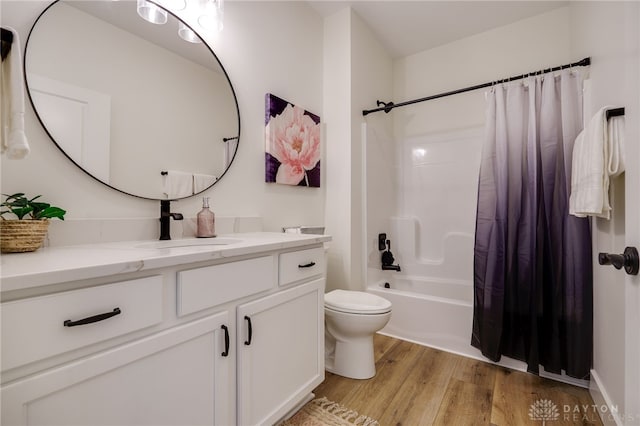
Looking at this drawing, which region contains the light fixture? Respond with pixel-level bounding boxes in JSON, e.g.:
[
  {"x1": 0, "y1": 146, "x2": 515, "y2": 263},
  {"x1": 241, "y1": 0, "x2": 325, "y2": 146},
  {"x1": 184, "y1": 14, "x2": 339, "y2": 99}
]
[
  {"x1": 137, "y1": 0, "x2": 168, "y2": 25},
  {"x1": 178, "y1": 22, "x2": 202, "y2": 44},
  {"x1": 135, "y1": 0, "x2": 224, "y2": 44},
  {"x1": 198, "y1": 0, "x2": 224, "y2": 33},
  {"x1": 162, "y1": 0, "x2": 186, "y2": 12}
]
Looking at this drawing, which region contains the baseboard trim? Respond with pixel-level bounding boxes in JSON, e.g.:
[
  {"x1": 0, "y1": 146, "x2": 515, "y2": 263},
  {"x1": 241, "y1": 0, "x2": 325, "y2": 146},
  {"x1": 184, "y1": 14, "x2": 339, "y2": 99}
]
[{"x1": 590, "y1": 369, "x2": 622, "y2": 426}]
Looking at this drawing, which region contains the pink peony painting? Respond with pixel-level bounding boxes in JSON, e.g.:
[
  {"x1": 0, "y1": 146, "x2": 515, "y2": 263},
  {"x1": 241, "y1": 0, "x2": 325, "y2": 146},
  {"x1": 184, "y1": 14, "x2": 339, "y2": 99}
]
[{"x1": 265, "y1": 93, "x2": 320, "y2": 187}]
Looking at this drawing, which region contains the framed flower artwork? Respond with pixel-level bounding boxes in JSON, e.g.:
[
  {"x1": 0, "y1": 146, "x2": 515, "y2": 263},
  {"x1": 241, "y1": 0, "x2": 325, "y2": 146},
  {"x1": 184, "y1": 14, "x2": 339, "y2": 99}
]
[{"x1": 265, "y1": 93, "x2": 321, "y2": 187}]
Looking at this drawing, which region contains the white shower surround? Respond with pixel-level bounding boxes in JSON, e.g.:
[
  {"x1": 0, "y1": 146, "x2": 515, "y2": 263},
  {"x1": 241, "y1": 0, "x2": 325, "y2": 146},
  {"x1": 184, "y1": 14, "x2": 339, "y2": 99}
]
[
  {"x1": 366, "y1": 126, "x2": 484, "y2": 356},
  {"x1": 394, "y1": 126, "x2": 483, "y2": 280}
]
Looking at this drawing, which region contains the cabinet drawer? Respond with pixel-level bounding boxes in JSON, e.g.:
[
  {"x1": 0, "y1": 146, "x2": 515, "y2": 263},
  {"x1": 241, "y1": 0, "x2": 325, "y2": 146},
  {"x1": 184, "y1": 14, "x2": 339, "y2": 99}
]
[
  {"x1": 279, "y1": 247, "x2": 325, "y2": 286},
  {"x1": 177, "y1": 255, "x2": 274, "y2": 317},
  {"x1": 1, "y1": 276, "x2": 163, "y2": 372}
]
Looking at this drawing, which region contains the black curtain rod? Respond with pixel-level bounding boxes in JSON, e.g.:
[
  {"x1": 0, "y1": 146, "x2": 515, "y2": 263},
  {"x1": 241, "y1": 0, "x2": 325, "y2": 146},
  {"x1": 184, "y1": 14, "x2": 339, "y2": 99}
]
[{"x1": 363, "y1": 57, "x2": 591, "y2": 116}]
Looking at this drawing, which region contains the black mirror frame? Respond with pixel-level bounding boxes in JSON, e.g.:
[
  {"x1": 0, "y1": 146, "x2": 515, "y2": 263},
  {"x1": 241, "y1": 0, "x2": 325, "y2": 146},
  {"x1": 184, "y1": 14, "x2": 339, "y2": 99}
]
[{"x1": 24, "y1": 0, "x2": 241, "y2": 201}]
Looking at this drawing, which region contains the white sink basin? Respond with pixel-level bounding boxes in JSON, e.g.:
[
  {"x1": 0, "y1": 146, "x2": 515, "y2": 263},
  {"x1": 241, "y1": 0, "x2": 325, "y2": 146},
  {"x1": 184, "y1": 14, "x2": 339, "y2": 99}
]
[{"x1": 135, "y1": 238, "x2": 242, "y2": 249}]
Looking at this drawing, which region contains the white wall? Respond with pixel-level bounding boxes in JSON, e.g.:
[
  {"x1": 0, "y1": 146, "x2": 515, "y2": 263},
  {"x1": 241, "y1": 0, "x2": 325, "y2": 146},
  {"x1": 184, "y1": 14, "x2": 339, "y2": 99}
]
[
  {"x1": 323, "y1": 8, "x2": 393, "y2": 291},
  {"x1": 1, "y1": 1, "x2": 324, "y2": 237},
  {"x1": 351, "y1": 11, "x2": 393, "y2": 289},
  {"x1": 570, "y1": 2, "x2": 640, "y2": 424},
  {"x1": 323, "y1": 8, "x2": 352, "y2": 292},
  {"x1": 393, "y1": 7, "x2": 571, "y2": 137}
]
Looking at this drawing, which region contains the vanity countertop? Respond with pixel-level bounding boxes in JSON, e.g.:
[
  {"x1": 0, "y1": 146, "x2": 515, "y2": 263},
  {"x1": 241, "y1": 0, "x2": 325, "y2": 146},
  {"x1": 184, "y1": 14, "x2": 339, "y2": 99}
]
[{"x1": 0, "y1": 232, "x2": 331, "y2": 293}]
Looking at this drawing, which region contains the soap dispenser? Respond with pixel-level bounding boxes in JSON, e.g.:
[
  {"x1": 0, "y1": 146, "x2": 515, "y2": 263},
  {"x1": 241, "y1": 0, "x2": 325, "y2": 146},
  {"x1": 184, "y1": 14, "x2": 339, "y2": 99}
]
[{"x1": 196, "y1": 197, "x2": 216, "y2": 238}]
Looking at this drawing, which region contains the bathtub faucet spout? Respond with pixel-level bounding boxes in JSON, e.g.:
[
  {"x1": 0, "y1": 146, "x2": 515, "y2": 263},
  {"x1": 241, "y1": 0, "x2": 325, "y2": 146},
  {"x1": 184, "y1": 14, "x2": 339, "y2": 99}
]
[{"x1": 382, "y1": 264, "x2": 401, "y2": 272}]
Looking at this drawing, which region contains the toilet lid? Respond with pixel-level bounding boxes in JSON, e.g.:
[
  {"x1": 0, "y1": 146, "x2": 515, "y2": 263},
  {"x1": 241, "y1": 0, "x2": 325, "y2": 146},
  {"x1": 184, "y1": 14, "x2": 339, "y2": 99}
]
[{"x1": 324, "y1": 290, "x2": 392, "y2": 314}]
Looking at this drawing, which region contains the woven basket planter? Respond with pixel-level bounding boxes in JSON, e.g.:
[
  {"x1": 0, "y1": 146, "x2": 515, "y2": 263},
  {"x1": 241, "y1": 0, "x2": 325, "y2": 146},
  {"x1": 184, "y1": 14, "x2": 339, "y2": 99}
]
[{"x1": 0, "y1": 220, "x2": 50, "y2": 253}]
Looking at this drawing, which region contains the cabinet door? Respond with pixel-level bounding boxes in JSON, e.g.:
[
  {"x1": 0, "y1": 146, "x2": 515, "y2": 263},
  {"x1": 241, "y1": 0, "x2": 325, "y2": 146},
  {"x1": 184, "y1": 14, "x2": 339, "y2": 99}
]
[
  {"x1": 237, "y1": 278, "x2": 324, "y2": 426},
  {"x1": 1, "y1": 312, "x2": 233, "y2": 426}
]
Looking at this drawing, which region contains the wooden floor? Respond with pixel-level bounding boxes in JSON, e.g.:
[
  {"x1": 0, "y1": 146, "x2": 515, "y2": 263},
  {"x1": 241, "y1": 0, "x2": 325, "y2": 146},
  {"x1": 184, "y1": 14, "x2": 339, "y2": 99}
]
[{"x1": 313, "y1": 334, "x2": 603, "y2": 426}]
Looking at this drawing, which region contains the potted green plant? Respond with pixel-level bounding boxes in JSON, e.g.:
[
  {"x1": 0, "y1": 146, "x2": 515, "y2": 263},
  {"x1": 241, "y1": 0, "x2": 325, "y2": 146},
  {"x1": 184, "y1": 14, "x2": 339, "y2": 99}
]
[{"x1": 0, "y1": 193, "x2": 66, "y2": 253}]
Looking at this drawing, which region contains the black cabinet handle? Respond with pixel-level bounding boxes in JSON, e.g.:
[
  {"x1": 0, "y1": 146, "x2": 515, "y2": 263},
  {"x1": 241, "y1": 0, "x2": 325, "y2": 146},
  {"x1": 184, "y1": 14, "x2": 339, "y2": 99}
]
[
  {"x1": 63, "y1": 307, "x2": 121, "y2": 327},
  {"x1": 598, "y1": 247, "x2": 639, "y2": 275},
  {"x1": 244, "y1": 315, "x2": 252, "y2": 345},
  {"x1": 298, "y1": 261, "x2": 316, "y2": 268},
  {"x1": 221, "y1": 325, "x2": 230, "y2": 357}
]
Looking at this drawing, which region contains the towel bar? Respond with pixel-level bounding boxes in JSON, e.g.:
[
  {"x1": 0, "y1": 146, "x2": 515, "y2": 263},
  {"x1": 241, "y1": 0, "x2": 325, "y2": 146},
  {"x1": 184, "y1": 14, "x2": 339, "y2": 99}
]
[{"x1": 606, "y1": 107, "x2": 625, "y2": 120}]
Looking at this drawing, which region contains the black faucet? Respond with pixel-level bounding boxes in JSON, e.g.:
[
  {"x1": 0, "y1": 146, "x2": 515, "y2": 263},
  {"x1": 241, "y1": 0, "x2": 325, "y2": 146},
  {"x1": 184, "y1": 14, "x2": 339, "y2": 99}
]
[
  {"x1": 159, "y1": 200, "x2": 184, "y2": 240},
  {"x1": 381, "y1": 237, "x2": 401, "y2": 272},
  {"x1": 382, "y1": 263, "x2": 402, "y2": 272}
]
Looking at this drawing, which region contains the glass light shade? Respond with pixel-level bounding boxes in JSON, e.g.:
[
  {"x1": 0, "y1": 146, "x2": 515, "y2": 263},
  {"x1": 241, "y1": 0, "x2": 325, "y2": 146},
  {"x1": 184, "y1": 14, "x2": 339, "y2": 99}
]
[
  {"x1": 198, "y1": 0, "x2": 224, "y2": 32},
  {"x1": 178, "y1": 23, "x2": 202, "y2": 44},
  {"x1": 137, "y1": 0, "x2": 168, "y2": 25},
  {"x1": 161, "y1": 0, "x2": 186, "y2": 11}
]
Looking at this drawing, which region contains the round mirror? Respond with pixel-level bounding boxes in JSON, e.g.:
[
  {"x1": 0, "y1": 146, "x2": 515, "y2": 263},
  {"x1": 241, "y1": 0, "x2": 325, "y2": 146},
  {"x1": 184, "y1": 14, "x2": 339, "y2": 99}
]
[{"x1": 25, "y1": 0, "x2": 240, "y2": 200}]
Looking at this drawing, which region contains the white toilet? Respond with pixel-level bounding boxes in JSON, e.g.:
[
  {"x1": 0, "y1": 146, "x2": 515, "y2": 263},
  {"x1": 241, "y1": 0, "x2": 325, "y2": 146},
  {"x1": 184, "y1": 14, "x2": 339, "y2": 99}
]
[{"x1": 324, "y1": 290, "x2": 392, "y2": 379}]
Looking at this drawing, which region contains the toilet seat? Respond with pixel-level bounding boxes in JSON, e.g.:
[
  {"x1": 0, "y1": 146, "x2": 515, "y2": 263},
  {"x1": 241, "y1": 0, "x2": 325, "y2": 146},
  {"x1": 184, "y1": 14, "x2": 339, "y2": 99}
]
[{"x1": 324, "y1": 290, "x2": 392, "y2": 315}]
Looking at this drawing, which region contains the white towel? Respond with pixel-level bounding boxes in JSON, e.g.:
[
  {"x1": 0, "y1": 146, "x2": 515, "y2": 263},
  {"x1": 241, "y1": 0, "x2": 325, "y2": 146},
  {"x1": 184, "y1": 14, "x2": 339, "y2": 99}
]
[
  {"x1": 1, "y1": 27, "x2": 30, "y2": 159},
  {"x1": 163, "y1": 170, "x2": 193, "y2": 199},
  {"x1": 193, "y1": 173, "x2": 217, "y2": 193},
  {"x1": 569, "y1": 106, "x2": 625, "y2": 219}
]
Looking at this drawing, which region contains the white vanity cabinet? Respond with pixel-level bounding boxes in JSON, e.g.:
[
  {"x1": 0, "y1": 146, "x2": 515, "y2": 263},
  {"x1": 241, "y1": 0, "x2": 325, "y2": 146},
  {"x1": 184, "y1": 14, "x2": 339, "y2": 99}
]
[
  {"x1": 1, "y1": 274, "x2": 233, "y2": 426},
  {"x1": 1, "y1": 311, "x2": 232, "y2": 426},
  {"x1": 0, "y1": 235, "x2": 328, "y2": 426},
  {"x1": 237, "y1": 278, "x2": 324, "y2": 426}
]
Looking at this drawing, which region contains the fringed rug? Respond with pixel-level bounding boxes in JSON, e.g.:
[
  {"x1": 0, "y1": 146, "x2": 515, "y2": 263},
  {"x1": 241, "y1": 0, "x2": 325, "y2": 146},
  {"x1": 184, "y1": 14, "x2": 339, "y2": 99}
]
[{"x1": 279, "y1": 397, "x2": 380, "y2": 426}]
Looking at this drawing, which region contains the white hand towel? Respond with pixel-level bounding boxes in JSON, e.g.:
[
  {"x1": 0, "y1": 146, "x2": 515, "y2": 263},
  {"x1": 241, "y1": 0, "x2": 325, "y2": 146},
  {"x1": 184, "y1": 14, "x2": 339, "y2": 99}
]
[
  {"x1": 1, "y1": 26, "x2": 30, "y2": 159},
  {"x1": 569, "y1": 106, "x2": 625, "y2": 219},
  {"x1": 607, "y1": 116, "x2": 625, "y2": 178},
  {"x1": 162, "y1": 170, "x2": 193, "y2": 199},
  {"x1": 193, "y1": 173, "x2": 217, "y2": 193}
]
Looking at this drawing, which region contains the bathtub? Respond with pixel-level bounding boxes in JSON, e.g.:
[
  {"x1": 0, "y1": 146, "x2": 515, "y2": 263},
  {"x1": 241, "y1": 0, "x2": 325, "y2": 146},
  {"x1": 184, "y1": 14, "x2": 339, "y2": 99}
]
[
  {"x1": 367, "y1": 275, "x2": 590, "y2": 387},
  {"x1": 367, "y1": 275, "x2": 479, "y2": 359}
]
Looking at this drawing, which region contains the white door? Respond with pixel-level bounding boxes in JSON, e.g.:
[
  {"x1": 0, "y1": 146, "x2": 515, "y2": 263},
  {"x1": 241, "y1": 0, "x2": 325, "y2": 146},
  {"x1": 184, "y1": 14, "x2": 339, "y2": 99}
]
[
  {"x1": 27, "y1": 74, "x2": 111, "y2": 183},
  {"x1": 237, "y1": 279, "x2": 324, "y2": 426},
  {"x1": 624, "y1": 1, "x2": 640, "y2": 415},
  {"x1": 584, "y1": 4, "x2": 640, "y2": 419},
  {"x1": 624, "y1": 4, "x2": 640, "y2": 416},
  {"x1": 1, "y1": 313, "x2": 232, "y2": 426}
]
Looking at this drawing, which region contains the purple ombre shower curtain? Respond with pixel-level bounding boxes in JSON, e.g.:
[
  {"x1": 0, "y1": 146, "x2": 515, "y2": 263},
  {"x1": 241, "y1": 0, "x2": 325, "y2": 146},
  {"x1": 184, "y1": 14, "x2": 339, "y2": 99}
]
[{"x1": 472, "y1": 69, "x2": 593, "y2": 379}]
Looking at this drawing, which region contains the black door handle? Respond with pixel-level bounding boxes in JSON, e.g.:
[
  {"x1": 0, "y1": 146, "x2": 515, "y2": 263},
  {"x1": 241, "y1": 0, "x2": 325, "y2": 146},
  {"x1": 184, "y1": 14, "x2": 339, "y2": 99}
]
[
  {"x1": 244, "y1": 315, "x2": 252, "y2": 345},
  {"x1": 598, "y1": 247, "x2": 639, "y2": 275},
  {"x1": 298, "y1": 261, "x2": 316, "y2": 268},
  {"x1": 63, "y1": 307, "x2": 121, "y2": 327},
  {"x1": 221, "y1": 325, "x2": 230, "y2": 357}
]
